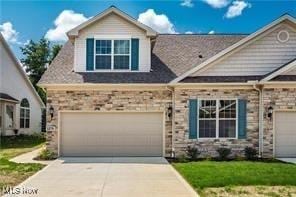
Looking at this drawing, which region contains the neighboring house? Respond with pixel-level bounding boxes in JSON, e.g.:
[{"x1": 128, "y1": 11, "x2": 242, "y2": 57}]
[
  {"x1": 0, "y1": 33, "x2": 44, "y2": 136},
  {"x1": 39, "y1": 6, "x2": 296, "y2": 158}
]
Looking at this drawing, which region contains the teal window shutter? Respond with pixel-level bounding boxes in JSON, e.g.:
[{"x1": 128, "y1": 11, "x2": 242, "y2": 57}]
[
  {"x1": 238, "y1": 99, "x2": 247, "y2": 139},
  {"x1": 189, "y1": 99, "x2": 198, "y2": 139},
  {"x1": 86, "y1": 38, "x2": 94, "y2": 71},
  {"x1": 131, "y1": 38, "x2": 139, "y2": 71}
]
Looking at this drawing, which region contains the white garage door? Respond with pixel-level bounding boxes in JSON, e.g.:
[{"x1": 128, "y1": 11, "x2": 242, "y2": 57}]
[
  {"x1": 275, "y1": 111, "x2": 296, "y2": 158},
  {"x1": 60, "y1": 112, "x2": 163, "y2": 157}
]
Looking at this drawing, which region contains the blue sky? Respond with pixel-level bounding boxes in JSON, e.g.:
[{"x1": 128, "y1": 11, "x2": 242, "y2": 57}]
[{"x1": 1, "y1": 0, "x2": 296, "y2": 58}]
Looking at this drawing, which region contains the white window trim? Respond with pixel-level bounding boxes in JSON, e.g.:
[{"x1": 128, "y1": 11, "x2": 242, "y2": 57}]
[
  {"x1": 94, "y1": 38, "x2": 131, "y2": 71},
  {"x1": 20, "y1": 106, "x2": 30, "y2": 129},
  {"x1": 5, "y1": 104, "x2": 15, "y2": 129},
  {"x1": 197, "y1": 98, "x2": 238, "y2": 140}
]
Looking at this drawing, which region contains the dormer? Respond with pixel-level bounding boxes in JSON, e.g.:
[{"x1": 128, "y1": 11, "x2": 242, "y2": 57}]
[{"x1": 67, "y1": 6, "x2": 157, "y2": 72}]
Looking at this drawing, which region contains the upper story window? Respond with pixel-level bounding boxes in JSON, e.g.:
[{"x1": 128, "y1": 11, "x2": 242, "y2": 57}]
[{"x1": 95, "y1": 39, "x2": 130, "y2": 70}]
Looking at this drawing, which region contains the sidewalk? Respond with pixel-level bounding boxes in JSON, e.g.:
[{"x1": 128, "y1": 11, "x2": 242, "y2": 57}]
[{"x1": 10, "y1": 148, "x2": 53, "y2": 165}]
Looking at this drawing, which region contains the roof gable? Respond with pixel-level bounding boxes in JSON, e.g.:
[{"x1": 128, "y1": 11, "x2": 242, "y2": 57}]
[
  {"x1": 171, "y1": 14, "x2": 296, "y2": 83},
  {"x1": 0, "y1": 33, "x2": 44, "y2": 107},
  {"x1": 67, "y1": 6, "x2": 157, "y2": 39}
]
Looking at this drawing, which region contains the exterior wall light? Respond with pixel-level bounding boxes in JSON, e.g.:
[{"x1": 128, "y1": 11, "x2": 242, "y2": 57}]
[
  {"x1": 267, "y1": 106, "x2": 273, "y2": 120},
  {"x1": 49, "y1": 105, "x2": 54, "y2": 120},
  {"x1": 167, "y1": 106, "x2": 173, "y2": 119}
]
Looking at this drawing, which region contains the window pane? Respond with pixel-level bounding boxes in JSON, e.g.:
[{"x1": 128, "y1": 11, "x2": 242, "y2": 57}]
[
  {"x1": 95, "y1": 55, "x2": 111, "y2": 69},
  {"x1": 20, "y1": 108, "x2": 25, "y2": 118},
  {"x1": 20, "y1": 118, "x2": 24, "y2": 128},
  {"x1": 199, "y1": 100, "x2": 216, "y2": 118},
  {"x1": 199, "y1": 120, "x2": 216, "y2": 138},
  {"x1": 114, "y1": 40, "x2": 130, "y2": 54},
  {"x1": 25, "y1": 119, "x2": 30, "y2": 128},
  {"x1": 5, "y1": 105, "x2": 14, "y2": 128},
  {"x1": 114, "y1": 56, "x2": 129, "y2": 69},
  {"x1": 25, "y1": 109, "x2": 30, "y2": 118},
  {"x1": 219, "y1": 100, "x2": 236, "y2": 118},
  {"x1": 20, "y1": 99, "x2": 30, "y2": 107},
  {"x1": 219, "y1": 120, "x2": 236, "y2": 137},
  {"x1": 96, "y1": 40, "x2": 111, "y2": 54}
]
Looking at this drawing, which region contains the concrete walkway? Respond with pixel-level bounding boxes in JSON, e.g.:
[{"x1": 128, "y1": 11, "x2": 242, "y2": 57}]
[
  {"x1": 10, "y1": 148, "x2": 52, "y2": 165},
  {"x1": 277, "y1": 158, "x2": 296, "y2": 164},
  {"x1": 12, "y1": 157, "x2": 198, "y2": 197}
]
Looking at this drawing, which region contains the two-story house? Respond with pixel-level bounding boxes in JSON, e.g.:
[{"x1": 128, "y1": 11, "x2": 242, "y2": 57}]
[{"x1": 39, "y1": 6, "x2": 296, "y2": 158}]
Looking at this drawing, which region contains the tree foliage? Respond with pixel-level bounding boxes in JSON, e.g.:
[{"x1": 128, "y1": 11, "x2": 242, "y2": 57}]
[{"x1": 20, "y1": 38, "x2": 62, "y2": 103}]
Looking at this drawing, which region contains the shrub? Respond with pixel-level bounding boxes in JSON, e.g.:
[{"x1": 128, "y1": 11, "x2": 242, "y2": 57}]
[
  {"x1": 176, "y1": 154, "x2": 188, "y2": 163},
  {"x1": 35, "y1": 148, "x2": 56, "y2": 160},
  {"x1": 216, "y1": 147, "x2": 231, "y2": 160},
  {"x1": 186, "y1": 146, "x2": 200, "y2": 161},
  {"x1": 244, "y1": 147, "x2": 258, "y2": 160}
]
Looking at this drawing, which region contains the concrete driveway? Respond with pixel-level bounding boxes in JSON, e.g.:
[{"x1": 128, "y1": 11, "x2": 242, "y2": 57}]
[{"x1": 16, "y1": 157, "x2": 197, "y2": 197}]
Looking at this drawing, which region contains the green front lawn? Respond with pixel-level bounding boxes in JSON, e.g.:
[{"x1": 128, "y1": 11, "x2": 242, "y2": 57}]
[
  {"x1": 173, "y1": 161, "x2": 296, "y2": 196},
  {"x1": 0, "y1": 134, "x2": 46, "y2": 189}
]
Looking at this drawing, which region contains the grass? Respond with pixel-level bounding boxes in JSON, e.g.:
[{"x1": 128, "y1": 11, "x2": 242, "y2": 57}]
[
  {"x1": 173, "y1": 161, "x2": 296, "y2": 196},
  {"x1": 0, "y1": 134, "x2": 46, "y2": 189},
  {"x1": 0, "y1": 134, "x2": 45, "y2": 159}
]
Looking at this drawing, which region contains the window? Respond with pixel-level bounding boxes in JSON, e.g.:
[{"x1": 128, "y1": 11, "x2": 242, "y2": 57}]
[
  {"x1": 20, "y1": 98, "x2": 30, "y2": 128},
  {"x1": 5, "y1": 105, "x2": 14, "y2": 129},
  {"x1": 199, "y1": 100, "x2": 216, "y2": 138},
  {"x1": 198, "y1": 99, "x2": 237, "y2": 138},
  {"x1": 95, "y1": 39, "x2": 130, "y2": 70},
  {"x1": 95, "y1": 40, "x2": 111, "y2": 69}
]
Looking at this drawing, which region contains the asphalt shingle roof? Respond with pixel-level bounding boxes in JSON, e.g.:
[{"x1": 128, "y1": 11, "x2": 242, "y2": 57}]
[
  {"x1": 0, "y1": 93, "x2": 18, "y2": 102},
  {"x1": 38, "y1": 34, "x2": 247, "y2": 84}
]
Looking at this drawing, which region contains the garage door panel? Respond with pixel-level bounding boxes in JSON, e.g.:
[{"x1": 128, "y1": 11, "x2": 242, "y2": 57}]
[
  {"x1": 60, "y1": 112, "x2": 163, "y2": 157},
  {"x1": 275, "y1": 112, "x2": 296, "y2": 158}
]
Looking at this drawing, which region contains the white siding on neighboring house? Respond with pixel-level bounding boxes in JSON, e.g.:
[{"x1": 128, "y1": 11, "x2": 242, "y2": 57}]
[
  {"x1": 0, "y1": 40, "x2": 43, "y2": 135},
  {"x1": 74, "y1": 13, "x2": 151, "y2": 72},
  {"x1": 192, "y1": 23, "x2": 296, "y2": 76}
]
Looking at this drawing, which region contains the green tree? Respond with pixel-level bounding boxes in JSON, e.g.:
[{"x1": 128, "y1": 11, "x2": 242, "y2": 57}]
[{"x1": 20, "y1": 38, "x2": 62, "y2": 103}]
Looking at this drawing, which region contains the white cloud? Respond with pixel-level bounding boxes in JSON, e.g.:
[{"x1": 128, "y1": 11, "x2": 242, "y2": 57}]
[
  {"x1": 185, "y1": 31, "x2": 194, "y2": 34},
  {"x1": 209, "y1": 30, "x2": 215, "y2": 34},
  {"x1": 45, "y1": 10, "x2": 89, "y2": 42},
  {"x1": 138, "y1": 9, "x2": 177, "y2": 34},
  {"x1": 0, "y1": 22, "x2": 20, "y2": 44},
  {"x1": 180, "y1": 0, "x2": 194, "y2": 8},
  {"x1": 225, "y1": 1, "x2": 251, "y2": 18},
  {"x1": 202, "y1": 0, "x2": 230, "y2": 8}
]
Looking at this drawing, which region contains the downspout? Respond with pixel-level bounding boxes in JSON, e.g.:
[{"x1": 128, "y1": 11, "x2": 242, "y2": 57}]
[
  {"x1": 252, "y1": 82, "x2": 263, "y2": 158},
  {"x1": 166, "y1": 86, "x2": 175, "y2": 158}
]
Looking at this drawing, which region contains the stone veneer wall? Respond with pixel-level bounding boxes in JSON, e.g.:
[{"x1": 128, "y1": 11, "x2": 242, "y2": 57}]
[
  {"x1": 46, "y1": 90, "x2": 172, "y2": 156},
  {"x1": 262, "y1": 88, "x2": 296, "y2": 158},
  {"x1": 174, "y1": 88, "x2": 259, "y2": 157}
]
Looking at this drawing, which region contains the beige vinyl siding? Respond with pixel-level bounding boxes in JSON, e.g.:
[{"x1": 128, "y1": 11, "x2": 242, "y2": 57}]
[
  {"x1": 192, "y1": 23, "x2": 296, "y2": 76},
  {"x1": 74, "y1": 13, "x2": 151, "y2": 72}
]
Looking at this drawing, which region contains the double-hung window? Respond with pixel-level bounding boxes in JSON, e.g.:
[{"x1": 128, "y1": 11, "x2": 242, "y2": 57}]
[
  {"x1": 95, "y1": 39, "x2": 130, "y2": 70},
  {"x1": 20, "y1": 98, "x2": 30, "y2": 128},
  {"x1": 198, "y1": 99, "x2": 237, "y2": 139}
]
